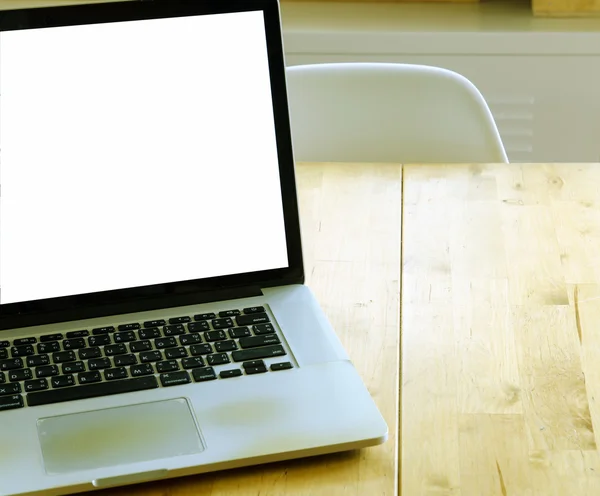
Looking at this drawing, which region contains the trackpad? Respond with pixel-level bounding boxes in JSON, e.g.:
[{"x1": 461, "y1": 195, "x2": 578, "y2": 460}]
[{"x1": 38, "y1": 399, "x2": 205, "y2": 474}]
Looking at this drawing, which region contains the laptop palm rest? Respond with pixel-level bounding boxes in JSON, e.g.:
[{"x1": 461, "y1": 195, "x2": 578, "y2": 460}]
[{"x1": 37, "y1": 398, "x2": 205, "y2": 475}]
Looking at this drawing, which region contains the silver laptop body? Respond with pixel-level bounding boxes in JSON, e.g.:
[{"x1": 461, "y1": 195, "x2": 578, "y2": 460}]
[{"x1": 0, "y1": 2, "x2": 387, "y2": 495}]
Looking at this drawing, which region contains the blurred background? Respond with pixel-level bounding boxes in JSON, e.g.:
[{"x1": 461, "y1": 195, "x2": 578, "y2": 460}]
[
  {"x1": 2, "y1": 0, "x2": 600, "y2": 163},
  {"x1": 281, "y1": 0, "x2": 600, "y2": 163}
]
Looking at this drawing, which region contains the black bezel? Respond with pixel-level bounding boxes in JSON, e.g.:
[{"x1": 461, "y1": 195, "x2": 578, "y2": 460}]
[{"x1": 0, "y1": 0, "x2": 304, "y2": 330}]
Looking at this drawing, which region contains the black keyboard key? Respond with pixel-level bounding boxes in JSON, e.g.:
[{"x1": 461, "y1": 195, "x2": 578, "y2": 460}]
[
  {"x1": 114, "y1": 354, "x2": 137, "y2": 367},
  {"x1": 242, "y1": 360, "x2": 265, "y2": 370},
  {"x1": 114, "y1": 331, "x2": 137, "y2": 343},
  {"x1": 11, "y1": 345, "x2": 35, "y2": 357},
  {"x1": 190, "y1": 344, "x2": 212, "y2": 356},
  {"x1": 168, "y1": 316, "x2": 191, "y2": 324},
  {"x1": 92, "y1": 326, "x2": 115, "y2": 335},
  {"x1": 232, "y1": 345, "x2": 286, "y2": 362},
  {"x1": 180, "y1": 334, "x2": 202, "y2": 346},
  {"x1": 27, "y1": 376, "x2": 159, "y2": 406},
  {"x1": 163, "y1": 324, "x2": 185, "y2": 336},
  {"x1": 104, "y1": 344, "x2": 128, "y2": 356},
  {"x1": 215, "y1": 340, "x2": 237, "y2": 352},
  {"x1": 194, "y1": 313, "x2": 215, "y2": 321},
  {"x1": 89, "y1": 335, "x2": 111, "y2": 347},
  {"x1": 51, "y1": 375, "x2": 76, "y2": 388},
  {"x1": 53, "y1": 351, "x2": 77, "y2": 363},
  {"x1": 212, "y1": 317, "x2": 233, "y2": 330},
  {"x1": 78, "y1": 371, "x2": 102, "y2": 384},
  {"x1": 243, "y1": 306, "x2": 265, "y2": 314},
  {"x1": 0, "y1": 358, "x2": 24, "y2": 371},
  {"x1": 204, "y1": 330, "x2": 227, "y2": 342},
  {"x1": 239, "y1": 334, "x2": 281, "y2": 349},
  {"x1": 79, "y1": 347, "x2": 102, "y2": 360},
  {"x1": 0, "y1": 372, "x2": 4, "y2": 383},
  {"x1": 66, "y1": 330, "x2": 89, "y2": 339},
  {"x1": 229, "y1": 327, "x2": 251, "y2": 339},
  {"x1": 0, "y1": 394, "x2": 24, "y2": 411},
  {"x1": 236, "y1": 313, "x2": 270, "y2": 326},
  {"x1": 62, "y1": 361, "x2": 85, "y2": 374},
  {"x1": 9, "y1": 369, "x2": 32, "y2": 382},
  {"x1": 0, "y1": 383, "x2": 21, "y2": 395},
  {"x1": 219, "y1": 309, "x2": 240, "y2": 317},
  {"x1": 130, "y1": 340, "x2": 152, "y2": 353},
  {"x1": 156, "y1": 360, "x2": 179, "y2": 373},
  {"x1": 143, "y1": 320, "x2": 166, "y2": 328},
  {"x1": 188, "y1": 321, "x2": 210, "y2": 332},
  {"x1": 245, "y1": 364, "x2": 268, "y2": 375},
  {"x1": 140, "y1": 351, "x2": 162, "y2": 363},
  {"x1": 139, "y1": 328, "x2": 161, "y2": 340},
  {"x1": 0, "y1": 349, "x2": 7, "y2": 360},
  {"x1": 36, "y1": 365, "x2": 60, "y2": 378},
  {"x1": 38, "y1": 341, "x2": 61, "y2": 354},
  {"x1": 14, "y1": 337, "x2": 36, "y2": 346},
  {"x1": 220, "y1": 369, "x2": 242, "y2": 379},
  {"x1": 207, "y1": 353, "x2": 230, "y2": 366},
  {"x1": 104, "y1": 367, "x2": 128, "y2": 381},
  {"x1": 192, "y1": 367, "x2": 217, "y2": 382},
  {"x1": 155, "y1": 337, "x2": 177, "y2": 349},
  {"x1": 181, "y1": 357, "x2": 205, "y2": 369},
  {"x1": 118, "y1": 323, "x2": 140, "y2": 332},
  {"x1": 27, "y1": 355, "x2": 50, "y2": 367},
  {"x1": 24, "y1": 379, "x2": 49, "y2": 392},
  {"x1": 63, "y1": 338, "x2": 87, "y2": 350},
  {"x1": 253, "y1": 323, "x2": 275, "y2": 335},
  {"x1": 165, "y1": 347, "x2": 187, "y2": 360},
  {"x1": 40, "y1": 333, "x2": 64, "y2": 342},
  {"x1": 160, "y1": 371, "x2": 191, "y2": 387},
  {"x1": 88, "y1": 357, "x2": 112, "y2": 370},
  {"x1": 131, "y1": 363, "x2": 154, "y2": 377},
  {"x1": 0, "y1": 341, "x2": 9, "y2": 348}
]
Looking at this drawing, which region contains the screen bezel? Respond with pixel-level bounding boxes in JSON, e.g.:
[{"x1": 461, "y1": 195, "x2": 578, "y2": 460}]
[{"x1": 0, "y1": 0, "x2": 304, "y2": 330}]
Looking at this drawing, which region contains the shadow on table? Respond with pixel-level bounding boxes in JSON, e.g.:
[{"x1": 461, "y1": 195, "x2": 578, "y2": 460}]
[{"x1": 76, "y1": 450, "x2": 361, "y2": 496}]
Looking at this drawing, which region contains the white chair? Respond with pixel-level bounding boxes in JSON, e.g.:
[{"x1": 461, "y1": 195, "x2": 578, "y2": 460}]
[{"x1": 285, "y1": 63, "x2": 508, "y2": 163}]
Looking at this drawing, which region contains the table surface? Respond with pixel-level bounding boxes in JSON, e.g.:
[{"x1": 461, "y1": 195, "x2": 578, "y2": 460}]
[
  {"x1": 84, "y1": 161, "x2": 600, "y2": 496},
  {"x1": 402, "y1": 163, "x2": 600, "y2": 495},
  {"x1": 0, "y1": 155, "x2": 596, "y2": 495}
]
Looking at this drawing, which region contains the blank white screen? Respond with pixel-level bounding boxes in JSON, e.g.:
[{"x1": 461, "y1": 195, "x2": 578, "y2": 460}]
[{"x1": 0, "y1": 10, "x2": 288, "y2": 305}]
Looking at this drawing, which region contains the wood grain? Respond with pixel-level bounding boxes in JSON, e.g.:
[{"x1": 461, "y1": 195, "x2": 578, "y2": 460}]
[
  {"x1": 66, "y1": 162, "x2": 401, "y2": 495},
  {"x1": 533, "y1": 0, "x2": 600, "y2": 17},
  {"x1": 402, "y1": 163, "x2": 600, "y2": 495}
]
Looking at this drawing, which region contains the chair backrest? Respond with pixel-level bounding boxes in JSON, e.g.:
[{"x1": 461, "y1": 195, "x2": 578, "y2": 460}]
[{"x1": 285, "y1": 63, "x2": 508, "y2": 163}]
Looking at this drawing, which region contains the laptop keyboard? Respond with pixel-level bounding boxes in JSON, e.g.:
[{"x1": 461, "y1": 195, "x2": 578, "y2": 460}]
[{"x1": 0, "y1": 306, "x2": 293, "y2": 411}]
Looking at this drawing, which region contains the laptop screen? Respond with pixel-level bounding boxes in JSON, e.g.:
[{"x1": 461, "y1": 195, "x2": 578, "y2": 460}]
[{"x1": 0, "y1": 9, "x2": 289, "y2": 306}]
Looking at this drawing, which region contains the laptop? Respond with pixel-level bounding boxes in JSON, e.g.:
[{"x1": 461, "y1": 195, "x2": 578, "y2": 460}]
[{"x1": 0, "y1": 1, "x2": 387, "y2": 495}]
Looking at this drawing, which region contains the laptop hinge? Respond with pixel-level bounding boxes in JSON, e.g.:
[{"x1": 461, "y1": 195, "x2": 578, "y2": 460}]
[{"x1": 0, "y1": 285, "x2": 263, "y2": 331}]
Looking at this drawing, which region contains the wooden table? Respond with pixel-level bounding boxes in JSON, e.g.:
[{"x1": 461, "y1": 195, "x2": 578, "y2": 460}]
[
  {"x1": 66, "y1": 161, "x2": 600, "y2": 495},
  {"x1": 402, "y1": 163, "x2": 600, "y2": 495}
]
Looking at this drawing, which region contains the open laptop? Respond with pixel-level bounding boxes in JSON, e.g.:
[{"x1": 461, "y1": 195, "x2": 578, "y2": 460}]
[{"x1": 0, "y1": 1, "x2": 387, "y2": 495}]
